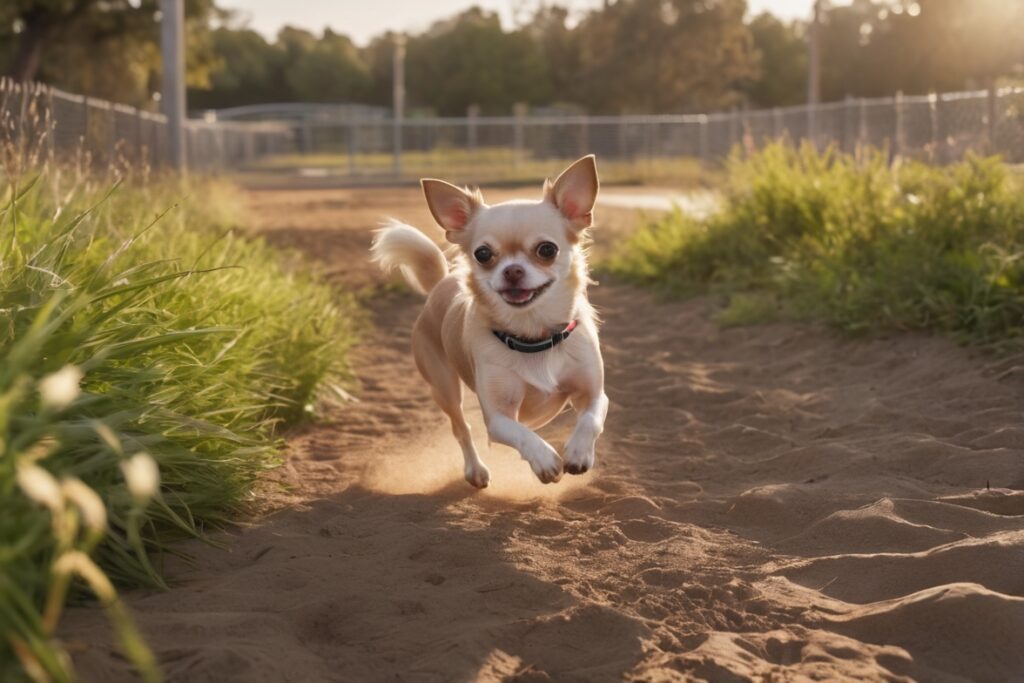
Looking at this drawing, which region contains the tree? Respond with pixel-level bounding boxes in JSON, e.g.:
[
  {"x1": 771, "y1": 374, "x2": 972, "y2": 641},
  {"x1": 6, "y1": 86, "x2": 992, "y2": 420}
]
[
  {"x1": 523, "y1": 5, "x2": 584, "y2": 108},
  {"x1": 284, "y1": 29, "x2": 369, "y2": 103},
  {"x1": 819, "y1": 0, "x2": 1024, "y2": 99},
  {"x1": 745, "y1": 13, "x2": 807, "y2": 107},
  {"x1": 361, "y1": 32, "x2": 397, "y2": 107},
  {"x1": 404, "y1": 8, "x2": 551, "y2": 115},
  {"x1": 572, "y1": 0, "x2": 758, "y2": 113},
  {"x1": 1, "y1": 0, "x2": 219, "y2": 107},
  {"x1": 187, "y1": 27, "x2": 286, "y2": 109}
]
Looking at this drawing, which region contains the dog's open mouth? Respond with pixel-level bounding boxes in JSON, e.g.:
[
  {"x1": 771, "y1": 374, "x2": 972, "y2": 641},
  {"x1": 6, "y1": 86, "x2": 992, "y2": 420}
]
[{"x1": 499, "y1": 280, "x2": 553, "y2": 307}]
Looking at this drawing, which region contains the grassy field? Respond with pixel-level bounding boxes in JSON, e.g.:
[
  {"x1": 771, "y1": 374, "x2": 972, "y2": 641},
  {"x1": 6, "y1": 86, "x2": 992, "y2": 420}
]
[
  {"x1": 609, "y1": 143, "x2": 1024, "y2": 346},
  {"x1": 246, "y1": 148, "x2": 716, "y2": 188},
  {"x1": 0, "y1": 169, "x2": 358, "y2": 681}
]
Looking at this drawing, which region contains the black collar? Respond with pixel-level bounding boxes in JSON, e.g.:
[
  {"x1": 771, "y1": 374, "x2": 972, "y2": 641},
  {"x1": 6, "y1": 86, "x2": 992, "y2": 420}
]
[{"x1": 493, "y1": 321, "x2": 578, "y2": 354}]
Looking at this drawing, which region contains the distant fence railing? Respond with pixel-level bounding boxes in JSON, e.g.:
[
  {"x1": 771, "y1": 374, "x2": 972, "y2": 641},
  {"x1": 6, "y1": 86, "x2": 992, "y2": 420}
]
[
  {"x1": 4, "y1": 78, "x2": 1022, "y2": 182},
  {"x1": 222, "y1": 86, "x2": 1024, "y2": 183},
  {"x1": 0, "y1": 79, "x2": 292, "y2": 172}
]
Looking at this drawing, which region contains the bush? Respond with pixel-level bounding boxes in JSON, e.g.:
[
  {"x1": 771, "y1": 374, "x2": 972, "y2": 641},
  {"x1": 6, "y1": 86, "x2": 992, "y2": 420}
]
[
  {"x1": 609, "y1": 143, "x2": 1024, "y2": 343},
  {"x1": 0, "y1": 170, "x2": 358, "y2": 681}
]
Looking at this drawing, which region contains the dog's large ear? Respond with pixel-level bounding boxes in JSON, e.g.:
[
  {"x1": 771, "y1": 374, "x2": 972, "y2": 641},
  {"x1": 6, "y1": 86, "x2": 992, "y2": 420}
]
[
  {"x1": 544, "y1": 155, "x2": 599, "y2": 233},
  {"x1": 421, "y1": 179, "x2": 482, "y2": 242}
]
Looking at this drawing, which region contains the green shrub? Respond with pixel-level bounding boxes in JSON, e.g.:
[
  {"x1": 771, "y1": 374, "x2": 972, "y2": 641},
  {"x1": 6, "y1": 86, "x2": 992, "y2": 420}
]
[
  {"x1": 0, "y1": 170, "x2": 359, "y2": 681},
  {"x1": 610, "y1": 142, "x2": 1024, "y2": 343}
]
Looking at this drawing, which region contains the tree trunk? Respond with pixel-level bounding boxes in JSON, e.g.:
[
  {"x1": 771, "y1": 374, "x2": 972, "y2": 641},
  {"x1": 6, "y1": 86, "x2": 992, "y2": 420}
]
[{"x1": 8, "y1": 19, "x2": 51, "y2": 82}]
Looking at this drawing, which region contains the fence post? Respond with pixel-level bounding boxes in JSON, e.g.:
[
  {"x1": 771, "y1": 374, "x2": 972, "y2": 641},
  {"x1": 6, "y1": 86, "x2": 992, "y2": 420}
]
[
  {"x1": 858, "y1": 97, "x2": 868, "y2": 150},
  {"x1": 134, "y1": 106, "x2": 145, "y2": 166},
  {"x1": 392, "y1": 34, "x2": 406, "y2": 178},
  {"x1": 699, "y1": 115, "x2": 709, "y2": 164},
  {"x1": 347, "y1": 120, "x2": 357, "y2": 177},
  {"x1": 302, "y1": 114, "x2": 312, "y2": 154},
  {"x1": 893, "y1": 90, "x2": 905, "y2": 161},
  {"x1": 928, "y1": 92, "x2": 939, "y2": 162},
  {"x1": 987, "y1": 84, "x2": 999, "y2": 153},
  {"x1": 513, "y1": 102, "x2": 527, "y2": 166},
  {"x1": 843, "y1": 95, "x2": 855, "y2": 153},
  {"x1": 771, "y1": 107, "x2": 782, "y2": 139},
  {"x1": 617, "y1": 115, "x2": 628, "y2": 161},
  {"x1": 45, "y1": 86, "x2": 56, "y2": 165},
  {"x1": 467, "y1": 104, "x2": 480, "y2": 163},
  {"x1": 728, "y1": 107, "x2": 739, "y2": 150},
  {"x1": 217, "y1": 126, "x2": 226, "y2": 170},
  {"x1": 81, "y1": 95, "x2": 90, "y2": 159},
  {"x1": 740, "y1": 104, "x2": 750, "y2": 153},
  {"x1": 934, "y1": 92, "x2": 948, "y2": 163},
  {"x1": 105, "y1": 101, "x2": 116, "y2": 164},
  {"x1": 807, "y1": 102, "x2": 817, "y2": 147}
]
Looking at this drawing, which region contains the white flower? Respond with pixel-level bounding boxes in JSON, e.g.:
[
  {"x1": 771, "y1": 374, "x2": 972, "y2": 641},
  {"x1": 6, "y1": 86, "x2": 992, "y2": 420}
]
[
  {"x1": 121, "y1": 453, "x2": 160, "y2": 502},
  {"x1": 39, "y1": 365, "x2": 84, "y2": 410},
  {"x1": 61, "y1": 478, "x2": 108, "y2": 532},
  {"x1": 53, "y1": 551, "x2": 116, "y2": 602},
  {"x1": 16, "y1": 462, "x2": 62, "y2": 512}
]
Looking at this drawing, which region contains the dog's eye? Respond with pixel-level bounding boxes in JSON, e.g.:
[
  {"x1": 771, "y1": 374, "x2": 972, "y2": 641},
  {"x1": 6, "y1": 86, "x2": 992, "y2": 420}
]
[
  {"x1": 536, "y1": 242, "x2": 558, "y2": 260},
  {"x1": 473, "y1": 246, "x2": 493, "y2": 264}
]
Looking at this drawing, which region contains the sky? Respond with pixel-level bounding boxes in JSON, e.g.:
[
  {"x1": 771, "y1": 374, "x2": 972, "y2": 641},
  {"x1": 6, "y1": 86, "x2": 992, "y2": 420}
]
[{"x1": 220, "y1": 0, "x2": 820, "y2": 45}]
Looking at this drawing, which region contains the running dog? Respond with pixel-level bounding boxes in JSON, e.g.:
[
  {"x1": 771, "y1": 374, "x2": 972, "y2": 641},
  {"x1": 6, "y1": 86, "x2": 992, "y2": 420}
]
[{"x1": 371, "y1": 155, "x2": 608, "y2": 487}]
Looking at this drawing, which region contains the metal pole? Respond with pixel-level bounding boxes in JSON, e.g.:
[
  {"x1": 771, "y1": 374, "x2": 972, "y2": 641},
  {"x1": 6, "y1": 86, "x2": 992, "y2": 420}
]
[
  {"x1": 513, "y1": 102, "x2": 527, "y2": 166},
  {"x1": 467, "y1": 104, "x2": 479, "y2": 153},
  {"x1": 935, "y1": 93, "x2": 948, "y2": 163},
  {"x1": 698, "y1": 115, "x2": 709, "y2": 163},
  {"x1": 392, "y1": 33, "x2": 406, "y2": 177},
  {"x1": 843, "y1": 95, "x2": 855, "y2": 153},
  {"x1": 893, "y1": 90, "x2": 905, "y2": 161},
  {"x1": 858, "y1": 97, "x2": 868, "y2": 149},
  {"x1": 159, "y1": 0, "x2": 186, "y2": 170},
  {"x1": 928, "y1": 92, "x2": 939, "y2": 162},
  {"x1": 987, "y1": 84, "x2": 999, "y2": 154},
  {"x1": 807, "y1": 0, "x2": 821, "y2": 144}
]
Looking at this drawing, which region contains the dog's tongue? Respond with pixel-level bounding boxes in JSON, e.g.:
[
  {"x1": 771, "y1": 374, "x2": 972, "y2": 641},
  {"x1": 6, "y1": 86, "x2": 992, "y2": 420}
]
[{"x1": 503, "y1": 288, "x2": 533, "y2": 303}]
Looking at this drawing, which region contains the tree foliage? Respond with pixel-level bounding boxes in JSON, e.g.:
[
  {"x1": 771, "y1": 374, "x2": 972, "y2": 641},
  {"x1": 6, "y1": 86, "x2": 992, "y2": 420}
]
[
  {"x1": 571, "y1": 0, "x2": 756, "y2": 113},
  {"x1": 3, "y1": 0, "x2": 1024, "y2": 113},
  {"x1": 0, "y1": 0, "x2": 219, "y2": 108},
  {"x1": 744, "y1": 12, "x2": 807, "y2": 107},
  {"x1": 403, "y1": 8, "x2": 551, "y2": 115}
]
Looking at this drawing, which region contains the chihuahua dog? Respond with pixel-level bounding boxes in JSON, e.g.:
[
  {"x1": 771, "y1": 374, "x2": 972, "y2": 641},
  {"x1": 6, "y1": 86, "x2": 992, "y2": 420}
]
[{"x1": 371, "y1": 155, "x2": 608, "y2": 488}]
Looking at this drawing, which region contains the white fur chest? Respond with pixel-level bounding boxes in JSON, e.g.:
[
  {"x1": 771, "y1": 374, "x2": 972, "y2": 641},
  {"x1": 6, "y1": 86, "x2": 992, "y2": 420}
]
[{"x1": 505, "y1": 346, "x2": 572, "y2": 395}]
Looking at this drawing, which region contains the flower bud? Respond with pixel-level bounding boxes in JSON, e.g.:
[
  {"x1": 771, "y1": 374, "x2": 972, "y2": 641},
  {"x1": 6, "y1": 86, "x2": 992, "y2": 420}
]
[
  {"x1": 39, "y1": 365, "x2": 83, "y2": 410},
  {"x1": 121, "y1": 453, "x2": 160, "y2": 502}
]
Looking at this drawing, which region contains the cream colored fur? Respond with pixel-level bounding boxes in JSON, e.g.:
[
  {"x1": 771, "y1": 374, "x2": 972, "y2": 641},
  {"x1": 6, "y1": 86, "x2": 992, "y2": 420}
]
[{"x1": 371, "y1": 156, "x2": 608, "y2": 487}]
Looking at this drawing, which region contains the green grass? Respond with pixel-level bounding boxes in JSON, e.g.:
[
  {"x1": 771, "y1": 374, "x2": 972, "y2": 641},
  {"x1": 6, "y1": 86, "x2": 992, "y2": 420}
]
[
  {"x1": 609, "y1": 142, "x2": 1024, "y2": 344},
  {"x1": 0, "y1": 169, "x2": 359, "y2": 681}
]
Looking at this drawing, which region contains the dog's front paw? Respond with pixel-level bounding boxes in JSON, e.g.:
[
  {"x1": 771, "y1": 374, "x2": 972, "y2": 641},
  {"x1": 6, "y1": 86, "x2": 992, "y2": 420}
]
[
  {"x1": 524, "y1": 440, "x2": 563, "y2": 484},
  {"x1": 562, "y1": 433, "x2": 595, "y2": 475},
  {"x1": 464, "y1": 463, "x2": 491, "y2": 489}
]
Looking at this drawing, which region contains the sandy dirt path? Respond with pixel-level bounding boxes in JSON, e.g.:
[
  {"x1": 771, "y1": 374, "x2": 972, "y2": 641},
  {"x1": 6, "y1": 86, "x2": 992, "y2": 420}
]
[{"x1": 64, "y1": 186, "x2": 1024, "y2": 682}]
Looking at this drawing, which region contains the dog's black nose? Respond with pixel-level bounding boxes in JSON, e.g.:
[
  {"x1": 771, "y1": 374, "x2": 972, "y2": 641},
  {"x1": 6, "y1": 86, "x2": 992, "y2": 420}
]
[{"x1": 503, "y1": 265, "x2": 525, "y2": 285}]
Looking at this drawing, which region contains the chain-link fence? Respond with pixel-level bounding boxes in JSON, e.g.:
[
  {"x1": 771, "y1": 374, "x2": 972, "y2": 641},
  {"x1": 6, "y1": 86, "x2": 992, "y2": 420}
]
[
  {"x1": 221, "y1": 86, "x2": 1024, "y2": 184},
  {"x1": 0, "y1": 78, "x2": 292, "y2": 172},
  {"x1": 4, "y1": 77, "x2": 1022, "y2": 182}
]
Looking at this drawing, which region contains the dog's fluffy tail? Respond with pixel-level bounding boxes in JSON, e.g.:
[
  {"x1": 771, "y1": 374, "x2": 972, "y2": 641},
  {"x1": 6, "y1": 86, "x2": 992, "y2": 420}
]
[{"x1": 370, "y1": 220, "x2": 449, "y2": 295}]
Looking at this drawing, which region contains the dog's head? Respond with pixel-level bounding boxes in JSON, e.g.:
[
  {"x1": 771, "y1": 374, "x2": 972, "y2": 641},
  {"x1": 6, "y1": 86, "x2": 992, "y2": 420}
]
[{"x1": 421, "y1": 155, "x2": 599, "y2": 335}]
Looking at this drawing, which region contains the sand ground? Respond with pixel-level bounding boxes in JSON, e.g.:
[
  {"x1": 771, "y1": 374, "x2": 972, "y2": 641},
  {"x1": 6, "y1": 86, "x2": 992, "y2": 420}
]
[{"x1": 63, "y1": 186, "x2": 1024, "y2": 682}]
